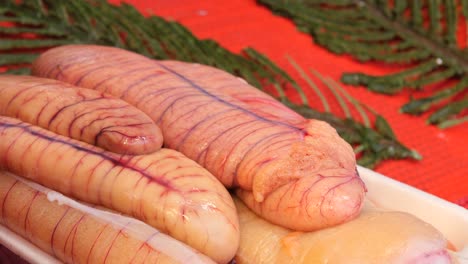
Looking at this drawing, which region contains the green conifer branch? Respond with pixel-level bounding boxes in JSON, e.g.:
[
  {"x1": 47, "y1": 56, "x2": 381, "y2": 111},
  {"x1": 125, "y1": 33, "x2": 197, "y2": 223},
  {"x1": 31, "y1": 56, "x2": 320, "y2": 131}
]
[
  {"x1": 0, "y1": 0, "x2": 419, "y2": 168},
  {"x1": 259, "y1": 0, "x2": 468, "y2": 127}
]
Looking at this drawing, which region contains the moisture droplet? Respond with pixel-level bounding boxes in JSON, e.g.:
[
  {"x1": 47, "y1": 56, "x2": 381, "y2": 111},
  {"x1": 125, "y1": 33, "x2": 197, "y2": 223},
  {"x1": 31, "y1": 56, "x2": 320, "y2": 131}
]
[
  {"x1": 197, "y1": 9, "x2": 208, "y2": 16},
  {"x1": 237, "y1": 77, "x2": 248, "y2": 84},
  {"x1": 435, "y1": 58, "x2": 443, "y2": 65}
]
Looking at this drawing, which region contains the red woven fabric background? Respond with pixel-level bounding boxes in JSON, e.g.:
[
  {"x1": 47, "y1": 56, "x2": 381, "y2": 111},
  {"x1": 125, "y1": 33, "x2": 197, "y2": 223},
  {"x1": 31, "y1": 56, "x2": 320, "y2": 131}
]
[{"x1": 113, "y1": 0, "x2": 467, "y2": 207}]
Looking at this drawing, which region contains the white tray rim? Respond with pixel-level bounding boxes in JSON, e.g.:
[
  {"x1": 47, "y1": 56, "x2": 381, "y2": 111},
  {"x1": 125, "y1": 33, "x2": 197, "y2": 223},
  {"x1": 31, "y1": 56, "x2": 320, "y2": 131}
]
[{"x1": 0, "y1": 165, "x2": 466, "y2": 263}]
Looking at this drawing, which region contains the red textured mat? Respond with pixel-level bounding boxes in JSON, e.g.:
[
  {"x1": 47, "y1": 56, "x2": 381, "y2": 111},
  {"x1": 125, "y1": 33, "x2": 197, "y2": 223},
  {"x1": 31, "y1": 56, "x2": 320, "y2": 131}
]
[{"x1": 118, "y1": 1, "x2": 467, "y2": 207}]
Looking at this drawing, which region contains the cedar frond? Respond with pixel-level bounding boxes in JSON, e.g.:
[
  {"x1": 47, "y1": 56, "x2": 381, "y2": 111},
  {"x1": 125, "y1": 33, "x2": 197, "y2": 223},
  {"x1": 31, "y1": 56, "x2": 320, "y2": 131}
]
[
  {"x1": 259, "y1": 0, "x2": 468, "y2": 127},
  {"x1": 0, "y1": 0, "x2": 419, "y2": 167}
]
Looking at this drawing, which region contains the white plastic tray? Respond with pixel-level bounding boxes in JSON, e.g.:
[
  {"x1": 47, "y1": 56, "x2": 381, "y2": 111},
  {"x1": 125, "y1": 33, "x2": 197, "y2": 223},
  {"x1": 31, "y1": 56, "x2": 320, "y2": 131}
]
[{"x1": 1, "y1": 166, "x2": 467, "y2": 263}]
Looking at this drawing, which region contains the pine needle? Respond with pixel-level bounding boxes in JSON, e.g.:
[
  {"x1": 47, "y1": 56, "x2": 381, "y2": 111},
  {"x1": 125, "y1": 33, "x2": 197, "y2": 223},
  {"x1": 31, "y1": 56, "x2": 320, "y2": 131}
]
[
  {"x1": 310, "y1": 69, "x2": 351, "y2": 119},
  {"x1": 438, "y1": 116, "x2": 468, "y2": 129},
  {"x1": 326, "y1": 77, "x2": 371, "y2": 127},
  {"x1": 287, "y1": 56, "x2": 328, "y2": 111}
]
